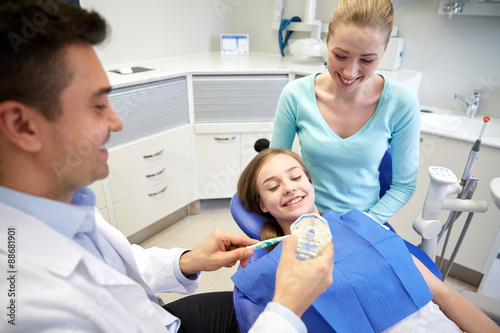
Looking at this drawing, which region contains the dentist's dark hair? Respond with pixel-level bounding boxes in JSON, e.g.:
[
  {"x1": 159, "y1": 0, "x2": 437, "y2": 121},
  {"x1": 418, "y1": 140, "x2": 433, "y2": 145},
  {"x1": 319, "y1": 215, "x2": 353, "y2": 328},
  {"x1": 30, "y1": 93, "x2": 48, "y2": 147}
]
[{"x1": 0, "y1": 0, "x2": 108, "y2": 120}]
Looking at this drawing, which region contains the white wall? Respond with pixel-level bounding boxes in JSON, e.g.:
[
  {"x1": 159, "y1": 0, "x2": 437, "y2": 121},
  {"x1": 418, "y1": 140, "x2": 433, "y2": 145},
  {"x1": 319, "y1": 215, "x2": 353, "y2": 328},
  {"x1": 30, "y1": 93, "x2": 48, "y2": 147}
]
[
  {"x1": 231, "y1": 0, "x2": 500, "y2": 118},
  {"x1": 82, "y1": 0, "x2": 499, "y2": 117},
  {"x1": 82, "y1": 0, "x2": 232, "y2": 66}
]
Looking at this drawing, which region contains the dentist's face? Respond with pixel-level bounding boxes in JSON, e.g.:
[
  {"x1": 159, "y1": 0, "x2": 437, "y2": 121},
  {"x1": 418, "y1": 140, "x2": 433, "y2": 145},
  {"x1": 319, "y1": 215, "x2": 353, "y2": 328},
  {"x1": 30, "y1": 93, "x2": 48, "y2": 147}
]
[
  {"x1": 326, "y1": 24, "x2": 386, "y2": 92},
  {"x1": 43, "y1": 43, "x2": 123, "y2": 197},
  {"x1": 257, "y1": 154, "x2": 316, "y2": 234}
]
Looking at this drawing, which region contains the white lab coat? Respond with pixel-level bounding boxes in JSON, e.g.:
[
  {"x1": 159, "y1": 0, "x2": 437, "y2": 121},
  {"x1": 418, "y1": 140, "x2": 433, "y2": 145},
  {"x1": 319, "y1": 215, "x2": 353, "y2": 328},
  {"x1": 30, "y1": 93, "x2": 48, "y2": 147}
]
[
  {"x1": 0, "y1": 202, "x2": 303, "y2": 333},
  {"x1": 0, "y1": 202, "x2": 197, "y2": 332}
]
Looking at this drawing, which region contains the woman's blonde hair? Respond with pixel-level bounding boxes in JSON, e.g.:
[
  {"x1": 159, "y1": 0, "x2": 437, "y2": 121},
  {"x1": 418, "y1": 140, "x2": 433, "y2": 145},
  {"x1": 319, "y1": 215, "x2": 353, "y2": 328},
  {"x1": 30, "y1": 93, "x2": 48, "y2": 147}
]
[
  {"x1": 237, "y1": 148, "x2": 313, "y2": 241},
  {"x1": 326, "y1": 0, "x2": 394, "y2": 46}
]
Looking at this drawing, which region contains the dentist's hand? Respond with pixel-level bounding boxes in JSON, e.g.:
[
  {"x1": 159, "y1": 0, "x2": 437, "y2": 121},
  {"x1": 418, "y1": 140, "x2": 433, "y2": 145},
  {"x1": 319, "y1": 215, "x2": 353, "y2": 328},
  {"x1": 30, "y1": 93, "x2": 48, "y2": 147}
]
[
  {"x1": 179, "y1": 228, "x2": 259, "y2": 276},
  {"x1": 273, "y1": 235, "x2": 334, "y2": 318}
]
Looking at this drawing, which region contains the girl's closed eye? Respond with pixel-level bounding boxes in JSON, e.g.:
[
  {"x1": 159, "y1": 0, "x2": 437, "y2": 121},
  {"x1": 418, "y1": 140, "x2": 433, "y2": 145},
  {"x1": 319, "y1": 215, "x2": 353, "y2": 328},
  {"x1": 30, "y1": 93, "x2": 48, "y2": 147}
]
[
  {"x1": 291, "y1": 175, "x2": 302, "y2": 181},
  {"x1": 268, "y1": 183, "x2": 280, "y2": 192}
]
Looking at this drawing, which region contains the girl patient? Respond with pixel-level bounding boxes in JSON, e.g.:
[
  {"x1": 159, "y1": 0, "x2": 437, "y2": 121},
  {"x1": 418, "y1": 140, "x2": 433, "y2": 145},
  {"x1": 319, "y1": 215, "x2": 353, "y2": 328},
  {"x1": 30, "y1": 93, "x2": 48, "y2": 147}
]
[{"x1": 232, "y1": 148, "x2": 499, "y2": 333}]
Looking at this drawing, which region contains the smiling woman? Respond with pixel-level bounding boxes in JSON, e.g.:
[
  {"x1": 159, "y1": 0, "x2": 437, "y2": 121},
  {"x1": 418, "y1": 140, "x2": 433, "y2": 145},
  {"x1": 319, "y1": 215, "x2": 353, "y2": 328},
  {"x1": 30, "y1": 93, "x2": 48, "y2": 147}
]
[{"x1": 270, "y1": 0, "x2": 421, "y2": 225}]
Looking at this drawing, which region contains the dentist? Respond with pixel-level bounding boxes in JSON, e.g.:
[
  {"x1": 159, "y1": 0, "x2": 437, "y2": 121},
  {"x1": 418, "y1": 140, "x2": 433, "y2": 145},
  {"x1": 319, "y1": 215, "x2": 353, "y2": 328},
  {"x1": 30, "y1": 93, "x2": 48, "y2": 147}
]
[{"x1": 0, "y1": 1, "x2": 332, "y2": 332}]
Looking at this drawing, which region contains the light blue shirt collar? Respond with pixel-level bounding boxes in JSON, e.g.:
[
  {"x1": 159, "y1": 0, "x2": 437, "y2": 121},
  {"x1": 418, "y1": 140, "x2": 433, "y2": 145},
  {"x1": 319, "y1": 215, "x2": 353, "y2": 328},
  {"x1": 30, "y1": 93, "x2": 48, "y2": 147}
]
[{"x1": 0, "y1": 186, "x2": 92, "y2": 239}]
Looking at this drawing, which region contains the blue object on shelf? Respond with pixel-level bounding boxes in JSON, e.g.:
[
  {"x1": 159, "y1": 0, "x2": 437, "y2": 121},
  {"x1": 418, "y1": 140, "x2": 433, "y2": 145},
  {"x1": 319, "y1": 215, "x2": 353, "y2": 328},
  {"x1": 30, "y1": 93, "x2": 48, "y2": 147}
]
[{"x1": 279, "y1": 16, "x2": 301, "y2": 57}]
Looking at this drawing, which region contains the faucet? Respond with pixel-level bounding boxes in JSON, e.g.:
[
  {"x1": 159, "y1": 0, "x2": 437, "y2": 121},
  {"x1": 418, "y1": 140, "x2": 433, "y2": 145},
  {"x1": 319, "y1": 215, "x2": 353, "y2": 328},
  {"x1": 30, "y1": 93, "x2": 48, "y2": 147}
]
[
  {"x1": 453, "y1": 89, "x2": 482, "y2": 118},
  {"x1": 443, "y1": 2, "x2": 463, "y2": 18}
]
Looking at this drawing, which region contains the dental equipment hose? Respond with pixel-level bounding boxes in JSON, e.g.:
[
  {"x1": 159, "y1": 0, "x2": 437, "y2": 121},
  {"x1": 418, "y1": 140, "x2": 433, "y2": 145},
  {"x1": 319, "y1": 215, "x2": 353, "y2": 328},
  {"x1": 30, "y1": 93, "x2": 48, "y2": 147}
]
[
  {"x1": 437, "y1": 117, "x2": 490, "y2": 280},
  {"x1": 442, "y1": 186, "x2": 478, "y2": 280},
  {"x1": 439, "y1": 180, "x2": 478, "y2": 281},
  {"x1": 279, "y1": 16, "x2": 301, "y2": 57}
]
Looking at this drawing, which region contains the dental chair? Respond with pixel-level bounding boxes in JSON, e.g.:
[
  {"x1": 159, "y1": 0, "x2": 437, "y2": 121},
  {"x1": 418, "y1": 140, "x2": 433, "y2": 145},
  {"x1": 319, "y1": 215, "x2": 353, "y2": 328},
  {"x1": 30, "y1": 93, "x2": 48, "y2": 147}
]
[{"x1": 230, "y1": 147, "x2": 443, "y2": 332}]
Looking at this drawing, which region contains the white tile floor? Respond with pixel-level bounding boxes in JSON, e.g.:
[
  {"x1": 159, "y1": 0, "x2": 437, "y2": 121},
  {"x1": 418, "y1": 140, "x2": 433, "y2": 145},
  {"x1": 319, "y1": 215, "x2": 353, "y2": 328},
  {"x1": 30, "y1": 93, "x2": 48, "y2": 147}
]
[{"x1": 139, "y1": 199, "x2": 500, "y2": 304}]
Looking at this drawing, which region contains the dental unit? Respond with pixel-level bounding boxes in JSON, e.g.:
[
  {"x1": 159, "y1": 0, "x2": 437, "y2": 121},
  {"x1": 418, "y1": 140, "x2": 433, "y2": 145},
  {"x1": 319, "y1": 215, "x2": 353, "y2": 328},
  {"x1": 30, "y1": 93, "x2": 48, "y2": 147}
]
[{"x1": 413, "y1": 117, "x2": 491, "y2": 280}]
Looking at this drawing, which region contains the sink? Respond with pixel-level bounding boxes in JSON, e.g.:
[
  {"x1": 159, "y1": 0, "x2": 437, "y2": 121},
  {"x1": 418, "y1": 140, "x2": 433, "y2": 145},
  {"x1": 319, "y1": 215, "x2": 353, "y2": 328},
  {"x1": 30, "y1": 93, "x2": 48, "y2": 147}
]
[{"x1": 420, "y1": 106, "x2": 500, "y2": 148}]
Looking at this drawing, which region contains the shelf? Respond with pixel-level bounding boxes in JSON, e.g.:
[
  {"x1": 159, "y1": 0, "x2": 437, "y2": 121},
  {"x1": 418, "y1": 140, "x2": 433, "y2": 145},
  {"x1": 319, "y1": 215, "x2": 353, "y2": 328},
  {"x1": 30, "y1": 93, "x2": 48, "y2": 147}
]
[
  {"x1": 438, "y1": 0, "x2": 500, "y2": 17},
  {"x1": 270, "y1": 20, "x2": 328, "y2": 33}
]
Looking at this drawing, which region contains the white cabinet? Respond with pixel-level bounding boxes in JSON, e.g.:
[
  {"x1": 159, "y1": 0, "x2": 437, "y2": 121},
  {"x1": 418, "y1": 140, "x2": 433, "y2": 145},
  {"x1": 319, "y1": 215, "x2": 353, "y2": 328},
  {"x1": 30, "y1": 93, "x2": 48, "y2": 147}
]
[
  {"x1": 192, "y1": 75, "x2": 289, "y2": 123},
  {"x1": 108, "y1": 127, "x2": 193, "y2": 203},
  {"x1": 195, "y1": 130, "x2": 273, "y2": 199},
  {"x1": 108, "y1": 126, "x2": 195, "y2": 236},
  {"x1": 196, "y1": 133, "x2": 240, "y2": 199},
  {"x1": 192, "y1": 74, "x2": 287, "y2": 199},
  {"x1": 98, "y1": 76, "x2": 195, "y2": 237}
]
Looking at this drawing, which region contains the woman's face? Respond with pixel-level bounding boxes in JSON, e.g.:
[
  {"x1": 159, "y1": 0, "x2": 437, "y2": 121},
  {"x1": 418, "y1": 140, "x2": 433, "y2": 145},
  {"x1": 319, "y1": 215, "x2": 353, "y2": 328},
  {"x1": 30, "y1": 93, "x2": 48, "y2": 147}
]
[
  {"x1": 326, "y1": 24, "x2": 386, "y2": 92},
  {"x1": 257, "y1": 154, "x2": 317, "y2": 234}
]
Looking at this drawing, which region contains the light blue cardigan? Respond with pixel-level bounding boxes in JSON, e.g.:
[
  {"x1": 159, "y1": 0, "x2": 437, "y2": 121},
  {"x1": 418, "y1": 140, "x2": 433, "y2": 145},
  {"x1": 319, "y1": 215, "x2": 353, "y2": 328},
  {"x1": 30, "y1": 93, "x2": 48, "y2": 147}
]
[{"x1": 271, "y1": 74, "x2": 420, "y2": 223}]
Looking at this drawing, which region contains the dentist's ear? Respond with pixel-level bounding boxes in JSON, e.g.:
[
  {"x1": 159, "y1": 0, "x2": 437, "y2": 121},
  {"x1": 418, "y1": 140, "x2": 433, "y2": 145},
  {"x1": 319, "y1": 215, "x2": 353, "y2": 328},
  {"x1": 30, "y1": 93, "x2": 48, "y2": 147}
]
[{"x1": 0, "y1": 101, "x2": 43, "y2": 152}]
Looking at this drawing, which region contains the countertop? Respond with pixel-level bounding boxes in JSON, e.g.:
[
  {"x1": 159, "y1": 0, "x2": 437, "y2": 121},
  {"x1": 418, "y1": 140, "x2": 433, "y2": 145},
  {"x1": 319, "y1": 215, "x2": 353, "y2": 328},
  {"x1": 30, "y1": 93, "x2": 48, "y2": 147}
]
[
  {"x1": 104, "y1": 52, "x2": 422, "y2": 89},
  {"x1": 420, "y1": 106, "x2": 500, "y2": 149}
]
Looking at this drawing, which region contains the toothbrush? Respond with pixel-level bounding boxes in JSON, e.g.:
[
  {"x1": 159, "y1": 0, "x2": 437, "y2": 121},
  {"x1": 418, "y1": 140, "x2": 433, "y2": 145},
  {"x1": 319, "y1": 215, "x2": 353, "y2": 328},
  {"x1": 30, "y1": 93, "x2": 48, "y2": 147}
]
[{"x1": 246, "y1": 235, "x2": 291, "y2": 250}]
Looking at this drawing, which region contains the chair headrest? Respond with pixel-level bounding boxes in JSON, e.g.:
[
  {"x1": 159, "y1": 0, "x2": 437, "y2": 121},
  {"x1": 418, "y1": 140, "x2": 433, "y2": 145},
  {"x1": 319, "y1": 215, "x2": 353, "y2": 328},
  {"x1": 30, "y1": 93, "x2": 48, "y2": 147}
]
[{"x1": 230, "y1": 193, "x2": 265, "y2": 240}]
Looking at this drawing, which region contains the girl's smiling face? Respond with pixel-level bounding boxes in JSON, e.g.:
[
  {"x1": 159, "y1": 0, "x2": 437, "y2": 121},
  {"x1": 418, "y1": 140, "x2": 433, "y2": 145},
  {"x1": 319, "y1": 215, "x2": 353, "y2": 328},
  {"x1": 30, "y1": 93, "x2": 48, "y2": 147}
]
[{"x1": 257, "y1": 153, "x2": 317, "y2": 234}]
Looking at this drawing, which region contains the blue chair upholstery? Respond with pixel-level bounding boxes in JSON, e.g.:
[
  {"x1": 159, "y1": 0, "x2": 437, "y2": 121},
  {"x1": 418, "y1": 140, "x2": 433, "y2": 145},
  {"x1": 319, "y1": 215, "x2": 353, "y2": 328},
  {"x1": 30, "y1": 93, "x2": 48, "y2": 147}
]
[
  {"x1": 230, "y1": 191, "x2": 263, "y2": 241},
  {"x1": 230, "y1": 147, "x2": 442, "y2": 332},
  {"x1": 379, "y1": 147, "x2": 392, "y2": 199}
]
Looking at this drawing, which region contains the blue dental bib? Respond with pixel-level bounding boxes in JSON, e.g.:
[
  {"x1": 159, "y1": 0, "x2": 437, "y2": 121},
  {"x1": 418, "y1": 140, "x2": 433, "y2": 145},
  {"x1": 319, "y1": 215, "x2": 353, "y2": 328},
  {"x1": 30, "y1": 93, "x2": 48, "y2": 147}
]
[{"x1": 231, "y1": 209, "x2": 433, "y2": 333}]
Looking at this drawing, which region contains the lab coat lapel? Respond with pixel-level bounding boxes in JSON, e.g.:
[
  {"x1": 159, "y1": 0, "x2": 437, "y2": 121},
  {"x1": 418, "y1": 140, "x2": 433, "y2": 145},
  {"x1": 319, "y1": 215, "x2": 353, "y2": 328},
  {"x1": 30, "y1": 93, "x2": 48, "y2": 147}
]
[
  {"x1": 1, "y1": 202, "x2": 139, "y2": 288},
  {"x1": 93, "y1": 209, "x2": 157, "y2": 296},
  {"x1": 94, "y1": 208, "x2": 139, "y2": 270}
]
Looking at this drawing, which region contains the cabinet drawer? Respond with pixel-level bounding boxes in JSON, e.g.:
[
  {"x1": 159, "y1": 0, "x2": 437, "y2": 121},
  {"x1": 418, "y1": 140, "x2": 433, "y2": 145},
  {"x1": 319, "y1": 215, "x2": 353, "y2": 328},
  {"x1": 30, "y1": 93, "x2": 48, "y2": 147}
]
[
  {"x1": 193, "y1": 75, "x2": 288, "y2": 123},
  {"x1": 113, "y1": 170, "x2": 196, "y2": 237},
  {"x1": 196, "y1": 133, "x2": 240, "y2": 199},
  {"x1": 109, "y1": 161, "x2": 193, "y2": 203},
  {"x1": 108, "y1": 126, "x2": 192, "y2": 183}
]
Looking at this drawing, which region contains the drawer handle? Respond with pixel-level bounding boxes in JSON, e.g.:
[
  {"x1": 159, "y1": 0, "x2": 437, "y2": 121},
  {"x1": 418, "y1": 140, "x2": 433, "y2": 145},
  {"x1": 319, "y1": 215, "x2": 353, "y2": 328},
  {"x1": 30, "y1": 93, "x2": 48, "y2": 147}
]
[
  {"x1": 148, "y1": 186, "x2": 167, "y2": 197},
  {"x1": 143, "y1": 149, "x2": 164, "y2": 159},
  {"x1": 214, "y1": 136, "x2": 236, "y2": 141},
  {"x1": 145, "y1": 168, "x2": 166, "y2": 178}
]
